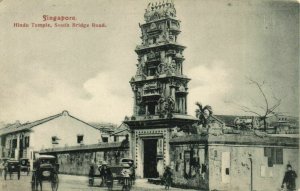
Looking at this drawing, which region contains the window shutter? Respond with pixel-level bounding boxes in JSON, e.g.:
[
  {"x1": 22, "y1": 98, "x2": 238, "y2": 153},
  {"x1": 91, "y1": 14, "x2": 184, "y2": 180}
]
[
  {"x1": 264, "y1": 147, "x2": 272, "y2": 157},
  {"x1": 275, "y1": 148, "x2": 283, "y2": 164},
  {"x1": 269, "y1": 148, "x2": 274, "y2": 167}
]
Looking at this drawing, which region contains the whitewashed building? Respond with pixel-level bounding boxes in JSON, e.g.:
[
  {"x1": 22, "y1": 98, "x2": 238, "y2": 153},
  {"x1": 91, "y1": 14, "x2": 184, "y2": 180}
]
[{"x1": 0, "y1": 111, "x2": 102, "y2": 168}]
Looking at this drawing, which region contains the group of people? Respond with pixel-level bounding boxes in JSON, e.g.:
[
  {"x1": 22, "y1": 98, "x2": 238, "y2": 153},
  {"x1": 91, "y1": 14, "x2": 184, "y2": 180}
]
[
  {"x1": 88, "y1": 162, "x2": 135, "y2": 191},
  {"x1": 88, "y1": 162, "x2": 113, "y2": 188}
]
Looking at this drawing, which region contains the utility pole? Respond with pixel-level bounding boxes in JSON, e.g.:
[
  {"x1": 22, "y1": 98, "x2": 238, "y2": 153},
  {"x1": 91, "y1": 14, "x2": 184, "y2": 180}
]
[{"x1": 249, "y1": 157, "x2": 253, "y2": 191}]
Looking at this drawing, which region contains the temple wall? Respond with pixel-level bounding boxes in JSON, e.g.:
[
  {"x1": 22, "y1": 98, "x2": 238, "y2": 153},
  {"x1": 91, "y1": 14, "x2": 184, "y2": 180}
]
[
  {"x1": 208, "y1": 145, "x2": 299, "y2": 191},
  {"x1": 42, "y1": 148, "x2": 129, "y2": 176},
  {"x1": 169, "y1": 144, "x2": 209, "y2": 190}
]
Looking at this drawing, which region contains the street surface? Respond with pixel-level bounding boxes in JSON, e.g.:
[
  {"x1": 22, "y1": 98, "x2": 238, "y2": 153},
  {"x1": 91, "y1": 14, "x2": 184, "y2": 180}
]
[{"x1": 0, "y1": 172, "x2": 196, "y2": 191}]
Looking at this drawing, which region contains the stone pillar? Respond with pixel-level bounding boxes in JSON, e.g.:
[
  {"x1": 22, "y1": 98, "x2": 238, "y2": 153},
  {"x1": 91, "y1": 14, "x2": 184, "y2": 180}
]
[
  {"x1": 129, "y1": 130, "x2": 134, "y2": 159},
  {"x1": 171, "y1": 86, "x2": 175, "y2": 101},
  {"x1": 179, "y1": 97, "x2": 183, "y2": 113},
  {"x1": 182, "y1": 98, "x2": 186, "y2": 114},
  {"x1": 0, "y1": 137, "x2": 2, "y2": 158},
  {"x1": 135, "y1": 137, "x2": 143, "y2": 178},
  {"x1": 185, "y1": 95, "x2": 188, "y2": 114},
  {"x1": 133, "y1": 91, "x2": 137, "y2": 115},
  {"x1": 164, "y1": 129, "x2": 171, "y2": 168},
  {"x1": 15, "y1": 134, "x2": 20, "y2": 160},
  {"x1": 145, "y1": 105, "x2": 148, "y2": 115}
]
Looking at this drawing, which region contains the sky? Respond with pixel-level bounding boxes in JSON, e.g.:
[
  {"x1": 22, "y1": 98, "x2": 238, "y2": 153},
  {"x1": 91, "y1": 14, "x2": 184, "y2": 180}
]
[{"x1": 0, "y1": 0, "x2": 299, "y2": 125}]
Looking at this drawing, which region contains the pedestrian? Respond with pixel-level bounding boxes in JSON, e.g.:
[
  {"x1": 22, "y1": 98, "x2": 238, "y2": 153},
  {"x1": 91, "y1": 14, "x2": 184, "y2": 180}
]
[
  {"x1": 282, "y1": 164, "x2": 297, "y2": 191},
  {"x1": 105, "y1": 166, "x2": 113, "y2": 191},
  {"x1": 121, "y1": 163, "x2": 132, "y2": 191},
  {"x1": 100, "y1": 162, "x2": 112, "y2": 187},
  {"x1": 0, "y1": 160, "x2": 4, "y2": 176},
  {"x1": 129, "y1": 164, "x2": 136, "y2": 184},
  {"x1": 163, "y1": 166, "x2": 172, "y2": 190},
  {"x1": 88, "y1": 165, "x2": 95, "y2": 186}
]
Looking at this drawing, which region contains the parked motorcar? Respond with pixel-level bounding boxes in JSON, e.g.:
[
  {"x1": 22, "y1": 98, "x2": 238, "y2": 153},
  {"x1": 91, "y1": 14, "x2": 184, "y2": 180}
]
[
  {"x1": 120, "y1": 158, "x2": 134, "y2": 167},
  {"x1": 20, "y1": 158, "x2": 30, "y2": 175}
]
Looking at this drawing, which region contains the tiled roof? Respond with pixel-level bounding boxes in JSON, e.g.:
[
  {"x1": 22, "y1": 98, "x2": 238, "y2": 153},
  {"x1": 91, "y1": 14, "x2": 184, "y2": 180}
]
[
  {"x1": 0, "y1": 111, "x2": 101, "y2": 136},
  {"x1": 0, "y1": 114, "x2": 61, "y2": 136},
  {"x1": 89, "y1": 122, "x2": 118, "y2": 134},
  {"x1": 213, "y1": 115, "x2": 239, "y2": 126},
  {"x1": 111, "y1": 123, "x2": 129, "y2": 136},
  {"x1": 208, "y1": 115, "x2": 225, "y2": 125}
]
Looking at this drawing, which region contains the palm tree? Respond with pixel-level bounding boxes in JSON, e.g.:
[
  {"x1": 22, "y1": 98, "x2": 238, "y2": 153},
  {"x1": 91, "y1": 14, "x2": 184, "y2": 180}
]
[{"x1": 195, "y1": 102, "x2": 213, "y2": 127}]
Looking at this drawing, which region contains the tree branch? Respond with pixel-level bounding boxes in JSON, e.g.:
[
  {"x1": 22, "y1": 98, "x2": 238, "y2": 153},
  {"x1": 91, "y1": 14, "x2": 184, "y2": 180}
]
[
  {"x1": 248, "y1": 78, "x2": 269, "y2": 116},
  {"x1": 232, "y1": 102, "x2": 262, "y2": 117}
]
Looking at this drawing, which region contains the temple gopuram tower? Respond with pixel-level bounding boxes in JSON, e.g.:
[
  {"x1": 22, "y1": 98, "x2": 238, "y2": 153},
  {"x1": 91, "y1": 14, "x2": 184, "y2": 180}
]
[{"x1": 124, "y1": 0, "x2": 197, "y2": 178}]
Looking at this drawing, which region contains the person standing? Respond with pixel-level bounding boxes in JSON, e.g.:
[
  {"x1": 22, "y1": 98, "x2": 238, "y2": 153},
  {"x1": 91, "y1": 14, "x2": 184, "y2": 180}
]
[
  {"x1": 100, "y1": 163, "x2": 111, "y2": 187},
  {"x1": 121, "y1": 164, "x2": 132, "y2": 191},
  {"x1": 88, "y1": 165, "x2": 95, "y2": 186},
  {"x1": 282, "y1": 164, "x2": 297, "y2": 191},
  {"x1": 163, "y1": 166, "x2": 173, "y2": 190}
]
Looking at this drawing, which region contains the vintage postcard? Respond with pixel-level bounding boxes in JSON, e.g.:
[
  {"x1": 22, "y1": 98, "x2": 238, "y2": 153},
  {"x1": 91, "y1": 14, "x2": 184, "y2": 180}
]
[{"x1": 0, "y1": 0, "x2": 299, "y2": 191}]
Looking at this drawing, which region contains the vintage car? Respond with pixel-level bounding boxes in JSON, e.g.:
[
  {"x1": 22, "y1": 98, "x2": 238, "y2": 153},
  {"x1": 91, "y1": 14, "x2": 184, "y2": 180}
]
[
  {"x1": 19, "y1": 158, "x2": 30, "y2": 175},
  {"x1": 119, "y1": 158, "x2": 134, "y2": 167},
  {"x1": 31, "y1": 155, "x2": 59, "y2": 191},
  {"x1": 4, "y1": 159, "x2": 21, "y2": 180}
]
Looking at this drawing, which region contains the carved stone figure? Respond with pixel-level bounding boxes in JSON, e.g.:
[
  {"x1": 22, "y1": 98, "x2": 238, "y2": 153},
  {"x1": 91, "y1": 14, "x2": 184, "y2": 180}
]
[
  {"x1": 157, "y1": 96, "x2": 166, "y2": 117},
  {"x1": 165, "y1": 96, "x2": 175, "y2": 118},
  {"x1": 144, "y1": 1, "x2": 176, "y2": 22},
  {"x1": 171, "y1": 126, "x2": 185, "y2": 138},
  {"x1": 136, "y1": 91, "x2": 142, "y2": 104},
  {"x1": 170, "y1": 60, "x2": 177, "y2": 73},
  {"x1": 136, "y1": 62, "x2": 147, "y2": 78}
]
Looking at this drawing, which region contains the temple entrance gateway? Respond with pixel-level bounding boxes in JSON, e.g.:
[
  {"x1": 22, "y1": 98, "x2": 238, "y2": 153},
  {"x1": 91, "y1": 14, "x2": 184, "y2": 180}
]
[
  {"x1": 143, "y1": 139, "x2": 158, "y2": 178},
  {"x1": 124, "y1": 0, "x2": 198, "y2": 180}
]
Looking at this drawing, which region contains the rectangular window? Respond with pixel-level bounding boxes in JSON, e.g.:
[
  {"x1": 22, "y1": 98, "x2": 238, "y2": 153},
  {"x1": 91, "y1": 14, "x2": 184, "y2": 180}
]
[
  {"x1": 52, "y1": 136, "x2": 59, "y2": 144},
  {"x1": 225, "y1": 168, "x2": 230, "y2": 175},
  {"x1": 12, "y1": 139, "x2": 17, "y2": 148},
  {"x1": 184, "y1": 151, "x2": 191, "y2": 176},
  {"x1": 148, "y1": 68, "x2": 156, "y2": 76},
  {"x1": 102, "y1": 137, "x2": 108, "y2": 142},
  {"x1": 25, "y1": 136, "x2": 30, "y2": 147},
  {"x1": 77, "y1": 135, "x2": 84, "y2": 144},
  {"x1": 1, "y1": 137, "x2": 5, "y2": 147},
  {"x1": 264, "y1": 147, "x2": 283, "y2": 167},
  {"x1": 275, "y1": 148, "x2": 283, "y2": 164},
  {"x1": 148, "y1": 102, "x2": 156, "y2": 115}
]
